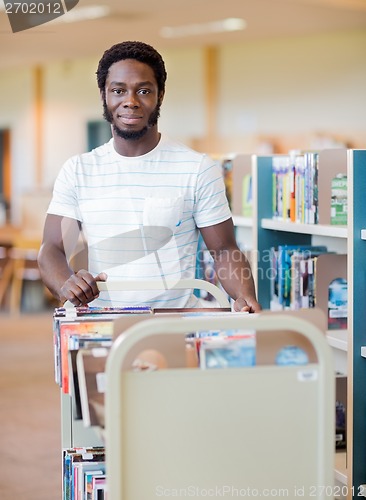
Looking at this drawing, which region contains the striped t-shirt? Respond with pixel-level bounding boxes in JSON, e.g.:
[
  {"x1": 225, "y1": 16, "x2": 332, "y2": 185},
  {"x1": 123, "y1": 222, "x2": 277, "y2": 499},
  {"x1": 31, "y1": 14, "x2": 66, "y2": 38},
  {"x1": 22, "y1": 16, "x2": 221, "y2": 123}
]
[{"x1": 47, "y1": 135, "x2": 231, "y2": 308}]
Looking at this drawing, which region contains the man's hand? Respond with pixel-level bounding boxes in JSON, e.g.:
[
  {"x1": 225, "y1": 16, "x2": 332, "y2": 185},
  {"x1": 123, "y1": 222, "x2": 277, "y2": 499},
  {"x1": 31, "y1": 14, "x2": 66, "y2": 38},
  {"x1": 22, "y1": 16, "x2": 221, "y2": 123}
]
[
  {"x1": 60, "y1": 270, "x2": 108, "y2": 306},
  {"x1": 233, "y1": 296, "x2": 262, "y2": 313}
]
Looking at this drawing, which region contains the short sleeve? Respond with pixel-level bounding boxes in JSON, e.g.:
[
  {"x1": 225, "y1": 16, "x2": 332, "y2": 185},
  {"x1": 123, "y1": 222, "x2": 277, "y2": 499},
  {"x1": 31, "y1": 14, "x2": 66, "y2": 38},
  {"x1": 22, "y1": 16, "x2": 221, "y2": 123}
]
[
  {"x1": 193, "y1": 155, "x2": 232, "y2": 228},
  {"x1": 47, "y1": 157, "x2": 82, "y2": 221}
]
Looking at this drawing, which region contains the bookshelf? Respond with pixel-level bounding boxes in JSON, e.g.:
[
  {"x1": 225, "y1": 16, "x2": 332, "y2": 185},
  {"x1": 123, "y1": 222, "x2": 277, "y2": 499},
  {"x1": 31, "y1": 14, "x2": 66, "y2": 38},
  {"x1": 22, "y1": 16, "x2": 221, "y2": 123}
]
[
  {"x1": 261, "y1": 218, "x2": 347, "y2": 238},
  {"x1": 347, "y1": 149, "x2": 366, "y2": 499},
  {"x1": 243, "y1": 148, "x2": 366, "y2": 500}
]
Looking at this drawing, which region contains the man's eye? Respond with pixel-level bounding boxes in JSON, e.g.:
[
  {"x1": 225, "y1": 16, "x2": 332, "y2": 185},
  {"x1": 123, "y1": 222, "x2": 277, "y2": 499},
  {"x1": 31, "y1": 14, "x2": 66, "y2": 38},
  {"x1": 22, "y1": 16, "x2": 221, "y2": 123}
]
[
  {"x1": 112, "y1": 88, "x2": 124, "y2": 95},
  {"x1": 138, "y1": 89, "x2": 150, "y2": 95}
]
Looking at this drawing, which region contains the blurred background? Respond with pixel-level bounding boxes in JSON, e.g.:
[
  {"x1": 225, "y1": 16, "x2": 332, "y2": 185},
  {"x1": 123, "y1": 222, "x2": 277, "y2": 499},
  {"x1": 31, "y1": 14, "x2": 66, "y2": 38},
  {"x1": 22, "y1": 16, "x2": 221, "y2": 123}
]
[{"x1": 0, "y1": 0, "x2": 365, "y2": 314}]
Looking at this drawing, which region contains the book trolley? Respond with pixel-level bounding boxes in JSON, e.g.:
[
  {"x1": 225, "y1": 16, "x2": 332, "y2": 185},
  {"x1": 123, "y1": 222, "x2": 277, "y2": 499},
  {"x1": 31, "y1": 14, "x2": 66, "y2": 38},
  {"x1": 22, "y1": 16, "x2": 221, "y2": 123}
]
[
  {"x1": 58, "y1": 279, "x2": 230, "y2": 449},
  {"x1": 55, "y1": 280, "x2": 335, "y2": 499},
  {"x1": 105, "y1": 310, "x2": 334, "y2": 499},
  {"x1": 56, "y1": 279, "x2": 231, "y2": 496}
]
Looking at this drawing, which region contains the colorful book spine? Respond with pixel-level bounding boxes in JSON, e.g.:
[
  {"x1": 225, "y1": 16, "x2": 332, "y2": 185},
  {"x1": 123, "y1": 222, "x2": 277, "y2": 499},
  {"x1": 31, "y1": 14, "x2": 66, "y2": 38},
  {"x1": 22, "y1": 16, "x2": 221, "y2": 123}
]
[
  {"x1": 295, "y1": 154, "x2": 305, "y2": 223},
  {"x1": 271, "y1": 151, "x2": 319, "y2": 225},
  {"x1": 275, "y1": 245, "x2": 328, "y2": 309},
  {"x1": 289, "y1": 156, "x2": 296, "y2": 222}
]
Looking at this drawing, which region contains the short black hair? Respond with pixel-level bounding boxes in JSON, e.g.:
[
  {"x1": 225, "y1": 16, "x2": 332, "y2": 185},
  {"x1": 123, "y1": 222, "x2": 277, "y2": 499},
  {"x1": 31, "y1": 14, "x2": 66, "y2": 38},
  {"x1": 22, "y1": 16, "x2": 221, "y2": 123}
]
[{"x1": 96, "y1": 41, "x2": 167, "y2": 95}]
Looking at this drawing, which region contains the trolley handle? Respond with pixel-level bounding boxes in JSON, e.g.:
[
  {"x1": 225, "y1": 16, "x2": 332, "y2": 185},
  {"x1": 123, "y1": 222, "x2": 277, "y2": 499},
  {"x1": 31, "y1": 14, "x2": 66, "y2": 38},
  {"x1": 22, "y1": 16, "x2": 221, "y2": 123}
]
[{"x1": 64, "y1": 278, "x2": 231, "y2": 310}]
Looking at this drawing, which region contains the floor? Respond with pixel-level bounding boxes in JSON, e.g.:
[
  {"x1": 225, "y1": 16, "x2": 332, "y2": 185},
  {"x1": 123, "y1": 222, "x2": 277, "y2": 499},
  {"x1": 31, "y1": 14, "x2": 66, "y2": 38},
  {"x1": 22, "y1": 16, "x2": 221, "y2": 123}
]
[{"x1": 0, "y1": 310, "x2": 62, "y2": 500}]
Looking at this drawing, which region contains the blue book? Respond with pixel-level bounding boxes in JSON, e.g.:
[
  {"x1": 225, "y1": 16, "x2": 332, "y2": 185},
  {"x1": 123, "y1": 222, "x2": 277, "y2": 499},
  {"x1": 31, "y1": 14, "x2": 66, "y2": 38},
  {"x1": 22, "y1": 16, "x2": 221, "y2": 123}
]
[{"x1": 277, "y1": 245, "x2": 328, "y2": 308}]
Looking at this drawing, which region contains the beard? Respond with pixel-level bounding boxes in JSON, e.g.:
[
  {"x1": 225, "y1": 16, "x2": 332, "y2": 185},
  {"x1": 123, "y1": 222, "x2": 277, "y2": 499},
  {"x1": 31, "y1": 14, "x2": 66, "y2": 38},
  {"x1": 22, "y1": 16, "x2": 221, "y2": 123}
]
[{"x1": 102, "y1": 98, "x2": 161, "y2": 141}]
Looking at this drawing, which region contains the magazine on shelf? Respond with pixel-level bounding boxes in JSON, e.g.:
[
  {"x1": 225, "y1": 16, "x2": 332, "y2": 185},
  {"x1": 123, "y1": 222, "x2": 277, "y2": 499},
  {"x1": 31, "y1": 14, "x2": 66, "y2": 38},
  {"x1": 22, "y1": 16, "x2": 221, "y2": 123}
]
[
  {"x1": 76, "y1": 347, "x2": 109, "y2": 428},
  {"x1": 92, "y1": 475, "x2": 107, "y2": 499},
  {"x1": 58, "y1": 321, "x2": 114, "y2": 394},
  {"x1": 73, "y1": 461, "x2": 106, "y2": 500},
  {"x1": 199, "y1": 331, "x2": 256, "y2": 369},
  {"x1": 63, "y1": 447, "x2": 105, "y2": 500},
  {"x1": 54, "y1": 305, "x2": 153, "y2": 318},
  {"x1": 68, "y1": 350, "x2": 82, "y2": 420}
]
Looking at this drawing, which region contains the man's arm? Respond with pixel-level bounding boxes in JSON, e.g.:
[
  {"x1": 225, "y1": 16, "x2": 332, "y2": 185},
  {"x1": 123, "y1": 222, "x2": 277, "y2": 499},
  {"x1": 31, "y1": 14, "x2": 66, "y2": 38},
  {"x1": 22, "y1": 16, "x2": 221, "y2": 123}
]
[
  {"x1": 199, "y1": 218, "x2": 261, "y2": 312},
  {"x1": 37, "y1": 214, "x2": 106, "y2": 306}
]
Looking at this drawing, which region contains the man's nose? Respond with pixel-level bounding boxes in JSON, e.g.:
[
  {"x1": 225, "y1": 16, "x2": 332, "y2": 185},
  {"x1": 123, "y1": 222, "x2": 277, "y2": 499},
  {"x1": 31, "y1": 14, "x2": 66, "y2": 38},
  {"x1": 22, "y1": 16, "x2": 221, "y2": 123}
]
[{"x1": 123, "y1": 93, "x2": 139, "y2": 108}]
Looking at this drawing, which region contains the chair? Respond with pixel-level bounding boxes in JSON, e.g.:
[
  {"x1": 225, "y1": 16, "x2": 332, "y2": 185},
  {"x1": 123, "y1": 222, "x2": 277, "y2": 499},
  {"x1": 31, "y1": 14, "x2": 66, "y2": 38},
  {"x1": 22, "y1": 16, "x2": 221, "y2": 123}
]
[
  {"x1": 9, "y1": 235, "x2": 43, "y2": 314},
  {"x1": 0, "y1": 246, "x2": 13, "y2": 308}
]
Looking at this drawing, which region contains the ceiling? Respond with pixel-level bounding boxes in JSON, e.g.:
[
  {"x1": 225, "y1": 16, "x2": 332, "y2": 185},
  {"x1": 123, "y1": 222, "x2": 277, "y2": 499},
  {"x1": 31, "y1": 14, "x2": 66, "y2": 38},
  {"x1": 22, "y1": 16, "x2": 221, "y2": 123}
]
[{"x1": 0, "y1": 0, "x2": 366, "y2": 70}]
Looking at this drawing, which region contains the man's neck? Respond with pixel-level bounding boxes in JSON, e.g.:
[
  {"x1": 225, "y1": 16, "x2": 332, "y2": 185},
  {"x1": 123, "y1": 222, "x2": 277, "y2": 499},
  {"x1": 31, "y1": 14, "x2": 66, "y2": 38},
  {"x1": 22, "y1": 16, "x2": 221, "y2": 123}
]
[{"x1": 112, "y1": 128, "x2": 161, "y2": 157}]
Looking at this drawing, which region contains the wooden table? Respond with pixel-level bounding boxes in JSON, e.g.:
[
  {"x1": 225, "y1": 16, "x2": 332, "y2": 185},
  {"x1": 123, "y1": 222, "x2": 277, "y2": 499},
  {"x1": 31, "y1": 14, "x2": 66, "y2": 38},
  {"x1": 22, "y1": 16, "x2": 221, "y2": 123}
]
[{"x1": 0, "y1": 224, "x2": 22, "y2": 247}]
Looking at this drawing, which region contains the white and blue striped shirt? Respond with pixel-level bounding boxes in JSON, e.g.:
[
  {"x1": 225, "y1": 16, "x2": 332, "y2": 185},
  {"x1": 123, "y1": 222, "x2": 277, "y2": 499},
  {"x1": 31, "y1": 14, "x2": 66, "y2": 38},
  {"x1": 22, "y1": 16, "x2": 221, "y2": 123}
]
[{"x1": 47, "y1": 135, "x2": 231, "y2": 308}]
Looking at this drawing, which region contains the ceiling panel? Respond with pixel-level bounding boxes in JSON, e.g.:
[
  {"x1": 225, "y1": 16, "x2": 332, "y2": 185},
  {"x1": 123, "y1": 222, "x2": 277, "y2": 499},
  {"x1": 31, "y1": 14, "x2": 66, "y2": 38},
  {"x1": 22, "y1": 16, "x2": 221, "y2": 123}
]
[{"x1": 0, "y1": 0, "x2": 365, "y2": 69}]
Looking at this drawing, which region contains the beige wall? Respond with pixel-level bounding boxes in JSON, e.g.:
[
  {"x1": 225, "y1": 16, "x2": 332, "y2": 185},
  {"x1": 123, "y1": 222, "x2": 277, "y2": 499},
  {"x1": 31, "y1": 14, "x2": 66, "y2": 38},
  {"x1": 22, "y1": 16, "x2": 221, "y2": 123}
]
[
  {"x1": 0, "y1": 28, "x2": 365, "y2": 222},
  {"x1": 215, "y1": 29, "x2": 366, "y2": 154},
  {"x1": 0, "y1": 67, "x2": 36, "y2": 215},
  {"x1": 42, "y1": 57, "x2": 102, "y2": 188}
]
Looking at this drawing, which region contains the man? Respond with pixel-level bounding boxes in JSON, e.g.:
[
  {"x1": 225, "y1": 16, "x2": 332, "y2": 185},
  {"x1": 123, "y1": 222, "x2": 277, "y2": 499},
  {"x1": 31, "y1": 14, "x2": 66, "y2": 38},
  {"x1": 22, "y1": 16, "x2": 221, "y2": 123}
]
[{"x1": 38, "y1": 41, "x2": 261, "y2": 312}]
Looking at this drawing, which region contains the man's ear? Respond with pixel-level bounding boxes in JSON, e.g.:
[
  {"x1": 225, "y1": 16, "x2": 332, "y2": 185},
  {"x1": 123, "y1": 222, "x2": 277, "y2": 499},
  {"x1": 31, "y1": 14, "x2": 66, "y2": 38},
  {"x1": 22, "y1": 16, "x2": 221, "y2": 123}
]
[
  {"x1": 100, "y1": 89, "x2": 105, "y2": 102},
  {"x1": 158, "y1": 90, "x2": 165, "y2": 105}
]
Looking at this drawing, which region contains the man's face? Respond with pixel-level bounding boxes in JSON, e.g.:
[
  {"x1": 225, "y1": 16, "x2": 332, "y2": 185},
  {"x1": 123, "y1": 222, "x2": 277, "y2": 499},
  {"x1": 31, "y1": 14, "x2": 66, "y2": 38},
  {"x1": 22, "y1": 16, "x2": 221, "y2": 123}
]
[{"x1": 102, "y1": 59, "x2": 163, "y2": 141}]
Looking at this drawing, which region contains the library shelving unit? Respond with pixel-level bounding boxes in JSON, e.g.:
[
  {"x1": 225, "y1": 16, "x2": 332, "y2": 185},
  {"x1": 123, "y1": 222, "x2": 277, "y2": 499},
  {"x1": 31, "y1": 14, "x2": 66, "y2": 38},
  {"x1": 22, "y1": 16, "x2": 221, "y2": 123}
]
[
  {"x1": 105, "y1": 311, "x2": 334, "y2": 500},
  {"x1": 247, "y1": 148, "x2": 366, "y2": 500}
]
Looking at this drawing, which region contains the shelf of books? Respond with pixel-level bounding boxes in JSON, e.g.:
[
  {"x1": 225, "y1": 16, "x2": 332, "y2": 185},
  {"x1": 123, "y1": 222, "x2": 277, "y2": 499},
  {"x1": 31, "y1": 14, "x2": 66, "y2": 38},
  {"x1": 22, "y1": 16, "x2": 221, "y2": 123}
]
[
  {"x1": 249, "y1": 147, "x2": 366, "y2": 500},
  {"x1": 53, "y1": 305, "x2": 136, "y2": 500},
  {"x1": 261, "y1": 218, "x2": 347, "y2": 238},
  {"x1": 347, "y1": 149, "x2": 366, "y2": 499}
]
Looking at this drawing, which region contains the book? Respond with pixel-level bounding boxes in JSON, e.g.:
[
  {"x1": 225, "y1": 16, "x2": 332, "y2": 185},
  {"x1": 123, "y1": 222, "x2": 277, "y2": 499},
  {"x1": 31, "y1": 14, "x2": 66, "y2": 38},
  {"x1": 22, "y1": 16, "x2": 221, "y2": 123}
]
[
  {"x1": 54, "y1": 305, "x2": 153, "y2": 318},
  {"x1": 76, "y1": 348, "x2": 109, "y2": 428},
  {"x1": 92, "y1": 475, "x2": 107, "y2": 500},
  {"x1": 295, "y1": 154, "x2": 305, "y2": 223},
  {"x1": 153, "y1": 307, "x2": 231, "y2": 314},
  {"x1": 330, "y1": 174, "x2": 347, "y2": 225},
  {"x1": 195, "y1": 235, "x2": 229, "y2": 303},
  {"x1": 277, "y1": 244, "x2": 327, "y2": 308},
  {"x1": 199, "y1": 331, "x2": 256, "y2": 369},
  {"x1": 75, "y1": 462, "x2": 105, "y2": 500},
  {"x1": 242, "y1": 174, "x2": 253, "y2": 217},
  {"x1": 63, "y1": 447, "x2": 105, "y2": 500},
  {"x1": 311, "y1": 253, "x2": 347, "y2": 329},
  {"x1": 59, "y1": 321, "x2": 113, "y2": 394},
  {"x1": 85, "y1": 469, "x2": 105, "y2": 500},
  {"x1": 221, "y1": 158, "x2": 233, "y2": 209},
  {"x1": 53, "y1": 310, "x2": 136, "y2": 386},
  {"x1": 269, "y1": 247, "x2": 281, "y2": 310},
  {"x1": 290, "y1": 251, "x2": 303, "y2": 310},
  {"x1": 68, "y1": 349, "x2": 82, "y2": 420},
  {"x1": 328, "y1": 277, "x2": 348, "y2": 330}
]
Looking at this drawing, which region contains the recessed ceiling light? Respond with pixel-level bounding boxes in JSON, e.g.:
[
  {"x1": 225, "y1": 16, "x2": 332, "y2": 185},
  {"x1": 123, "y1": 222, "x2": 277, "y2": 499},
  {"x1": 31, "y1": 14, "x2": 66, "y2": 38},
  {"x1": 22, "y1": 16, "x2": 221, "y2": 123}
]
[
  {"x1": 51, "y1": 5, "x2": 111, "y2": 24},
  {"x1": 160, "y1": 18, "x2": 246, "y2": 38}
]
